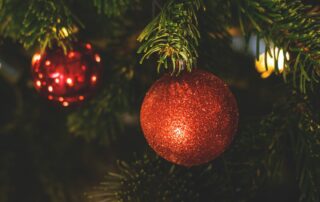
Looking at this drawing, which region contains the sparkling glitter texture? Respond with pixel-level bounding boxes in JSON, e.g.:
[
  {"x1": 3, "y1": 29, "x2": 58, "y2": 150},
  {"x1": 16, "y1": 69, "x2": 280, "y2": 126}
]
[
  {"x1": 31, "y1": 43, "x2": 102, "y2": 106},
  {"x1": 140, "y1": 69, "x2": 239, "y2": 167}
]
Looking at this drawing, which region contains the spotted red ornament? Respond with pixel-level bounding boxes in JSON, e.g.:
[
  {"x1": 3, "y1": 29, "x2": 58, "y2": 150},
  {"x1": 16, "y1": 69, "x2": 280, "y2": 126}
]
[
  {"x1": 31, "y1": 43, "x2": 102, "y2": 107},
  {"x1": 140, "y1": 69, "x2": 239, "y2": 167}
]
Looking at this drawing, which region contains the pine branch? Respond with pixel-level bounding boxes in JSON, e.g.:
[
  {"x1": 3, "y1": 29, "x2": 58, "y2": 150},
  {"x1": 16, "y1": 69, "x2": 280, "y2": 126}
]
[
  {"x1": 294, "y1": 103, "x2": 320, "y2": 202},
  {"x1": 236, "y1": 0, "x2": 320, "y2": 93},
  {"x1": 137, "y1": 0, "x2": 203, "y2": 74},
  {"x1": 20, "y1": 0, "x2": 80, "y2": 52},
  {"x1": 86, "y1": 153, "x2": 212, "y2": 202},
  {"x1": 67, "y1": 73, "x2": 132, "y2": 145},
  {"x1": 256, "y1": 94, "x2": 320, "y2": 202}
]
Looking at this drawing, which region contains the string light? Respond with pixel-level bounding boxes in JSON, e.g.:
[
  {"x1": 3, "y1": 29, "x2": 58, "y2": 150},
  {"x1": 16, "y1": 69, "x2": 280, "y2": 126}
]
[{"x1": 255, "y1": 48, "x2": 290, "y2": 79}]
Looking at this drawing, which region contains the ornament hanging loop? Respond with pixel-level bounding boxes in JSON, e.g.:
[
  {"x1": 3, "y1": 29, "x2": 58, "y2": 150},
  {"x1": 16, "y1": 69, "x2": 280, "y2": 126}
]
[{"x1": 174, "y1": 59, "x2": 196, "y2": 76}]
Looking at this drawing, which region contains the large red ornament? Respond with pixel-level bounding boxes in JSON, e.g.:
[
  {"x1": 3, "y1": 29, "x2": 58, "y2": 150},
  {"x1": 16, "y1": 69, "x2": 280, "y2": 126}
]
[
  {"x1": 140, "y1": 69, "x2": 239, "y2": 167},
  {"x1": 31, "y1": 43, "x2": 102, "y2": 107}
]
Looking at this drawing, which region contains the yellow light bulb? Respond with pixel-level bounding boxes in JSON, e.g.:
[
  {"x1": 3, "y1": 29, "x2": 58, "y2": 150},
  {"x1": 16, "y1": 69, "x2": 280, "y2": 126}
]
[{"x1": 255, "y1": 48, "x2": 289, "y2": 79}]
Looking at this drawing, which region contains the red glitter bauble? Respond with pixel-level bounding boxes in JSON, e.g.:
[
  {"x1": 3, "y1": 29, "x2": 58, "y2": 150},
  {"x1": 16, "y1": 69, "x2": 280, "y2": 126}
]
[
  {"x1": 140, "y1": 69, "x2": 239, "y2": 167},
  {"x1": 31, "y1": 43, "x2": 102, "y2": 107}
]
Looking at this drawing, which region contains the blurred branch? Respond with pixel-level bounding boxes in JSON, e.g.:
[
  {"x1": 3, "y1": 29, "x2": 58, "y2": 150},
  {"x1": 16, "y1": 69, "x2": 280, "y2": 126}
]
[
  {"x1": 256, "y1": 94, "x2": 320, "y2": 202},
  {"x1": 0, "y1": 0, "x2": 3, "y2": 10},
  {"x1": 0, "y1": 57, "x2": 21, "y2": 84},
  {"x1": 67, "y1": 70, "x2": 133, "y2": 145},
  {"x1": 92, "y1": 0, "x2": 140, "y2": 17}
]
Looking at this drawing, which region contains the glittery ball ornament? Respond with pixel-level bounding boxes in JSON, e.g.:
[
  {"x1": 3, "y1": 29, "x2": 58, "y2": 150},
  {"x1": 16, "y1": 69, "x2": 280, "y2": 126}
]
[
  {"x1": 140, "y1": 69, "x2": 239, "y2": 167},
  {"x1": 31, "y1": 43, "x2": 102, "y2": 107}
]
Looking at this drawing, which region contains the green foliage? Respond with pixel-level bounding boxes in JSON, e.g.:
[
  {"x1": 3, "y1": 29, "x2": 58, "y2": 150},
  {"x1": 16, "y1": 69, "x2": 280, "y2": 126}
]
[
  {"x1": 256, "y1": 94, "x2": 320, "y2": 202},
  {"x1": 21, "y1": 0, "x2": 79, "y2": 52},
  {"x1": 87, "y1": 154, "x2": 212, "y2": 202},
  {"x1": 67, "y1": 81, "x2": 130, "y2": 145},
  {"x1": 0, "y1": 0, "x2": 29, "y2": 40},
  {"x1": 92, "y1": 0, "x2": 138, "y2": 17},
  {"x1": 237, "y1": 0, "x2": 320, "y2": 93},
  {"x1": 0, "y1": 0, "x2": 79, "y2": 51},
  {"x1": 66, "y1": 62, "x2": 136, "y2": 145},
  {"x1": 137, "y1": 0, "x2": 203, "y2": 74},
  {"x1": 86, "y1": 129, "x2": 266, "y2": 202}
]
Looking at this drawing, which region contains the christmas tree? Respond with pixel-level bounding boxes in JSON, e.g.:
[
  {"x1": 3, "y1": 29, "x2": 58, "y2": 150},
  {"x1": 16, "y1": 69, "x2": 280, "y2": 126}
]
[{"x1": 0, "y1": 0, "x2": 319, "y2": 201}]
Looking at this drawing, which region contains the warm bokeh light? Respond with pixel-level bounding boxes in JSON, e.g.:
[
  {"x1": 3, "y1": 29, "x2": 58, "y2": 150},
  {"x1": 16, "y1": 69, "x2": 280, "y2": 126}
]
[
  {"x1": 62, "y1": 101, "x2": 69, "y2": 107},
  {"x1": 85, "y1": 43, "x2": 92, "y2": 50},
  {"x1": 45, "y1": 60, "x2": 51, "y2": 66},
  {"x1": 36, "y1": 80, "x2": 42, "y2": 88},
  {"x1": 66, "y1": 78, "x2": 73, "y2": 86},
  {"x1": 79, "y1": 95, "x2": 85, "y2": 101},
  {"x1": 32, "y1": 53, "x2": 41, "y2": 66},
  {"x1": 48, "y1": 85, "x2": 53, "y2": 92},
  {"x1": 255, "y1": 48, "x2": 290, "y2": 79},
  {"x1": 50, "y1": 72, "x2": 60, "y2": 78},
  {"x1": 94, "y1": 54, "x2": 101, "y2": 63},
  {"x1": 68, "y1": 52, "x2": 76, "y2": 59},
  {"x1": 91, "y1": 75, "x2": 97, "y2": 83}
]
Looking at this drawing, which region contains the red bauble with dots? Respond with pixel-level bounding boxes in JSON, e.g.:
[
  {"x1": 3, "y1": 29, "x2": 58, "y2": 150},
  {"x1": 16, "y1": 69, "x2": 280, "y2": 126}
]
[
  {"x1": 31, "y1": 43, "x2": 102, "y2": 107},
  {"x1": 140, "y1": 69, "x2": 239, "y2": 167}
]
